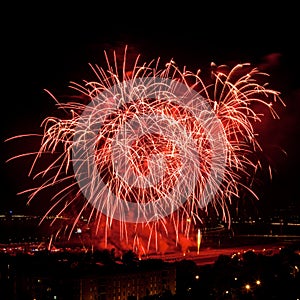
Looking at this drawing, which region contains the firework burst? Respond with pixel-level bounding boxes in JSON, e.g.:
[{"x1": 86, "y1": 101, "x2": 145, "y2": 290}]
[{"x1": 6, "y1": 46, "x2": 285, "y2": 254}]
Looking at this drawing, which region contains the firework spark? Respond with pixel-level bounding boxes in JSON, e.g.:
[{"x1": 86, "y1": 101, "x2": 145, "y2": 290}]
[{"x1": 6, "y1": 46, "x2": 285, "y2": 254}]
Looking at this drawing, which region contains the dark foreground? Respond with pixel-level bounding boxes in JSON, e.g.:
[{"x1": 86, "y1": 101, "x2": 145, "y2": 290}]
[{"x1": 0, "y1": 239, "x2": 299, "y2": 300}]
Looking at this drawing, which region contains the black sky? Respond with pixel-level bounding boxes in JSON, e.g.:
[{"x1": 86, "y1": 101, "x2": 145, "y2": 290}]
[{"x1": 2, "y1": 4, "x2": 300, "y2": 216}]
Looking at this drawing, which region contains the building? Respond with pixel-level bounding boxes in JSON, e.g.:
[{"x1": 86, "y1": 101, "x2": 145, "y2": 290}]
[{"x1": 0, "y1": 252, "x2": 176, "y2": 300}]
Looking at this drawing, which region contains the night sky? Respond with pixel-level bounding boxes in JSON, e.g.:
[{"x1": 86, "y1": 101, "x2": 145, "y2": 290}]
[{"x1": 2, "y1": 4, "x2": 300, "y2": 218}]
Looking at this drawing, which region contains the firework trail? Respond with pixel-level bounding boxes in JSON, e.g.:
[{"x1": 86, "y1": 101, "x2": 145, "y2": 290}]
[{"x1": 6, "y1": 46, "x2": 285, "y2": 254}]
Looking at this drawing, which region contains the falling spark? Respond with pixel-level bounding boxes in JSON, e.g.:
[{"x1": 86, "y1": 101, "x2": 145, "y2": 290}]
[
  {"x1": 48, "y1": 234, "x2": 53, "y2": 251},
  {"x1": 197, "y1": 228, "x2": 201, "y2": 254}
]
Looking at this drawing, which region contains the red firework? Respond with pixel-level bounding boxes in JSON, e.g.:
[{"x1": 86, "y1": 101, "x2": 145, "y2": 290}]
[{"x1": 6, "y1": 46, "x2": 285, "y2": 255}]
